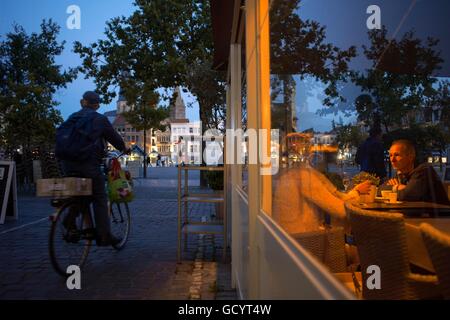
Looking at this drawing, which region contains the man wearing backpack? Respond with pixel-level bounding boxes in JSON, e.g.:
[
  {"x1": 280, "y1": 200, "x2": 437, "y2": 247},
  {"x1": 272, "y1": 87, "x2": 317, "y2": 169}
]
[{"x1": 56, "y1": 91, "x2": 129, "y2": 246}]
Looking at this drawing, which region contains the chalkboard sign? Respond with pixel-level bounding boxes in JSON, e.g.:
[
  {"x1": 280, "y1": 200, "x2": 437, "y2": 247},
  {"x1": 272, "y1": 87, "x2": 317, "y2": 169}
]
[{"x1": 0, "y1": 161, "x2": 18, "y2": 224}]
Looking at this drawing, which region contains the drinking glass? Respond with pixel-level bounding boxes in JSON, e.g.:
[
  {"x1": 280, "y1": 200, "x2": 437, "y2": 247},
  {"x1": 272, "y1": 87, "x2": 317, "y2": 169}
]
[{"x1": 342, "y1": 173, "x2": 350, "y2": 191}]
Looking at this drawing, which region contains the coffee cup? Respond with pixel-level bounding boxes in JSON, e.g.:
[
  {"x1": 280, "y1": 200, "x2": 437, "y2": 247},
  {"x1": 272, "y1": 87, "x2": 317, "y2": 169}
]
[
  {"x1": 388, "y1": 192, "x2": 398, "y2": 203},
  {"x1": 381, "y1": 190, "x2": 390, "y2": 199}
]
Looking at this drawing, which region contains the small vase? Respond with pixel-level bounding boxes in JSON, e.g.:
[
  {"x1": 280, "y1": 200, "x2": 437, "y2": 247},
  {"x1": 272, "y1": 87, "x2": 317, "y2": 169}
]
[{"x1": 360, "y1": 185, "x2": 377, "y2": 203}]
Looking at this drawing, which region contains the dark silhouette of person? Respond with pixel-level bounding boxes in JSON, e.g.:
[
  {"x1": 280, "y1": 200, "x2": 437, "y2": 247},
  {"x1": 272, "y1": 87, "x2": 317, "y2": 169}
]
[
  {"x1": 58, "y1": 91, "x2": 129, "y2": 246},
  {"x1": 355, "y1": 127, "x2": 386, "y2": 179},
  {"x1": 157, "y1": 154, "x2": 161, "y2": 167}
]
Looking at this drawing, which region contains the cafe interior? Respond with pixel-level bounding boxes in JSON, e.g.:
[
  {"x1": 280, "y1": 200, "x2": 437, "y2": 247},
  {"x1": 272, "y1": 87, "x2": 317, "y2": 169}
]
[{"x1": 212, "y1": 0, "x2": 450, "y2": 299}]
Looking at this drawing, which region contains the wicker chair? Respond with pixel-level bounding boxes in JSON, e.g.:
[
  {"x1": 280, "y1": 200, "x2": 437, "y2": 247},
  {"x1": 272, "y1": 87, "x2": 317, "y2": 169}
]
[
  {"x1": 291, "y1": 226, "x2": 347, "y2": 273},
  {"x1": 420, "y1": 223, "x2": 450, "y2": 299},
  {"x1": 345, "y1": 202, "x2": 439, "y2": 300}
]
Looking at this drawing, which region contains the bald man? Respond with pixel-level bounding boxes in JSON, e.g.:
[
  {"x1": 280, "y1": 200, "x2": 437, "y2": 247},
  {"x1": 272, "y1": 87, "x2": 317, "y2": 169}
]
[{"x1": 387, "y1": 139, "x2": 449, "y2": 205}]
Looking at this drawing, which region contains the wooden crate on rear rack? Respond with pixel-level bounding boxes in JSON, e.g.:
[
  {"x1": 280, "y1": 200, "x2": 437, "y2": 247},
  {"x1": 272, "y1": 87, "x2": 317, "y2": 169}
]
[{"x1": 36, "y1": 178, "x2": 92, "y2": 198}]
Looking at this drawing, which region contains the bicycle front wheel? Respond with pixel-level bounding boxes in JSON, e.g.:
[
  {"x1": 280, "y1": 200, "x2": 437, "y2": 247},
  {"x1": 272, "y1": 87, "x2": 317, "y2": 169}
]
[
  {"x1": 49, "y1": 200, "x2": 93, "y2": 277},
  {"x1": 110, "y1": 202, "x2": 131, "y2": 250}
]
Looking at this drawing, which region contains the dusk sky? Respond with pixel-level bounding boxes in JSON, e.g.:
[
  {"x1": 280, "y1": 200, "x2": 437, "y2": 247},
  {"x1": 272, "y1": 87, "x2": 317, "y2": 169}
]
[
  {"x1": 292, "y1": 0, "x2": 450, "y2": 132},
  {"x1": 2, "y1": 0, "x2": 449, "y2": 130},
  {"x1": 0, "y1": 0, "x2": 200, "y2": 121}
]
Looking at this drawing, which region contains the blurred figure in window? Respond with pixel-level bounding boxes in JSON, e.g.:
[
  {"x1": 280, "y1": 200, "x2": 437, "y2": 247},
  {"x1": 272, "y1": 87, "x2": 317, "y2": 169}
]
[
  {"x1": 273, "y1": 165, "x2": 372, "y2": 234},
  {"x1": 355, "y1": 127, "x2": 386, "y2": 181}
]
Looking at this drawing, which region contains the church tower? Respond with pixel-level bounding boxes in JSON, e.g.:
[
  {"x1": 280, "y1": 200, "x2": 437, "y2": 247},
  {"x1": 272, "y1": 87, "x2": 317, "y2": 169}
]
[
  {"x1": 169, "y1": 87, "x2": 187, "y2": 122},
  {"x1": 116, "y1": 88, "x2": 131, "y2": 114}
]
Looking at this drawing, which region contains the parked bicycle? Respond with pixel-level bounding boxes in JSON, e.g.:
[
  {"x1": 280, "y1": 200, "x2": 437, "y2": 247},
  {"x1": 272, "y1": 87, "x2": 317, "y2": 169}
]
[{"x1": 48, "y1": 154, "x2": 132, "y2": 277}]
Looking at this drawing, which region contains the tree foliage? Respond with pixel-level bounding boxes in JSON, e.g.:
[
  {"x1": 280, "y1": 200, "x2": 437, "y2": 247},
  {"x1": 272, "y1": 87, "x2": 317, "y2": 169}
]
[
  {"x1": 122, "y1": 91, "x2": 169, "y2": 132},
  {"x1": 353, "y1": 27, "x2": 445, "y2": 132},
  {"x1": 0, "y1": 20, "x2": 78, "y2": 154},
  {"x1": 122, "y1": 90, "x2": 168, "y2": 178},
  {"x1": 185, "y1": 60, "x2": 226, "y2": 131},
  {"x1": 73, "y1": 0, "x2": 225, "y2": 129},
  {"x1": 430, "y1": 80, "x2": 450, "y2": 133},
  {"x1": 333, "y1": 122, "x2": 366, "y2": 151},
  {"x1": 270, "y1": 0, "x2": 357, "y2": 109}
]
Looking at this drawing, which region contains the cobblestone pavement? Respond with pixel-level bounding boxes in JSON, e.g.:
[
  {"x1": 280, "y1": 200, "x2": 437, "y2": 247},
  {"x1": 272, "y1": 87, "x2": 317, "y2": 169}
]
[{"x1": 0, "y1": 174, "x2": 236, "y2": 300}]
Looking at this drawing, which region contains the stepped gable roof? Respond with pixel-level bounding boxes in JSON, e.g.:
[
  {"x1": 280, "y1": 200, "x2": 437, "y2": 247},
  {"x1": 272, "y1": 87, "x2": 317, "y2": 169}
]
[{"x1": 112, "y1": 114, "x2": 127, "y2": 126}]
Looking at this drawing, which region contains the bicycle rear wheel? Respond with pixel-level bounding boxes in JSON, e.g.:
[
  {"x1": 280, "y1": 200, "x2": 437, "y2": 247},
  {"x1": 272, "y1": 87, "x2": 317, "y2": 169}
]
[
  {"x1": 49, "y1": 200, "x2": 94, "y2": 277},
  {"x1": 110, "y1": 202, "x2": 131, "y2": 250}
]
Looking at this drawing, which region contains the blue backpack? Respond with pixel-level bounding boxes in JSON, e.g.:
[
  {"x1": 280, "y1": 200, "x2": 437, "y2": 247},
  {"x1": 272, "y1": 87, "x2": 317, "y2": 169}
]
[{"x1": 55, "y1": 111, "x2": 98, "y2": 161}]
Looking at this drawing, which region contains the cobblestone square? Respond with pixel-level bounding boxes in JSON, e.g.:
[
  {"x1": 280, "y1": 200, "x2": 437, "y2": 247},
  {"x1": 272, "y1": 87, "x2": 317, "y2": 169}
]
[{"x1": 0, "y1": 169, "x2": 235, "y2": 300}]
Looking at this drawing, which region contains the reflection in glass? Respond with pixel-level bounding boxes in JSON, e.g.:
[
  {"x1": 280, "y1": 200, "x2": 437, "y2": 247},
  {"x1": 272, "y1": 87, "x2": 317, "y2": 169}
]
[{"x1": 268, "y1": 0, "x2": 450, "y2": 298}]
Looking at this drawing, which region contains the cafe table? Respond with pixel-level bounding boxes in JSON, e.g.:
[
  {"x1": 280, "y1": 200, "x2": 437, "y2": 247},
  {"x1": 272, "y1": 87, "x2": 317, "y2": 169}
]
[
  {"x1": 351, "y1": 198, "x2": 450, "y2": 272},
  {"x1": 354, "y1": 198, "x2": 450, "y2": 217}
]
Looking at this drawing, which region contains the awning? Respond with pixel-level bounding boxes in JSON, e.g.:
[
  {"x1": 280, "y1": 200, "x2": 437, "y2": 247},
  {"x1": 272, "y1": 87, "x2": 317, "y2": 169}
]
[
  {"x1": 211, "y1": 0, "x2": 236, "y2": 70},
  {"x1": 131, "y1": 145, "x2": 146, "y2": 156}
]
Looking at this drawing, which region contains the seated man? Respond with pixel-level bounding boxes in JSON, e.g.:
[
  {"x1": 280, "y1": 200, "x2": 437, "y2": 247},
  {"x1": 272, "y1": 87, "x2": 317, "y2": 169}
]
[{"x1": 386, "y1": 139, "x2": 450, "y2": 205}]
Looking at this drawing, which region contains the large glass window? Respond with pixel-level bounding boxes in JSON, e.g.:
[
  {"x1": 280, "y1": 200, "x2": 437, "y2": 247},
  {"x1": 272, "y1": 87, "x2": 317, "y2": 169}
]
[{"x1": 269, "y1": 0, "x2": 450, "y2": 299}]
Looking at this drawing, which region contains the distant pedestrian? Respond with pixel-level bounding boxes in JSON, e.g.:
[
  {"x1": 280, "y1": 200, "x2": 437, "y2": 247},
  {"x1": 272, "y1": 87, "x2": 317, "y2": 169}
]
[{"x1": 355, "y1": 126, "x2": 386, "y2": 180}]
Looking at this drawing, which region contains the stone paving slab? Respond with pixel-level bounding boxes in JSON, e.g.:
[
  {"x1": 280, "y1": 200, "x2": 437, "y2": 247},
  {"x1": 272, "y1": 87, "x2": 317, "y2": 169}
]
[{"x1": 0, "y1": 180, "x2": 236, "y2": 300}]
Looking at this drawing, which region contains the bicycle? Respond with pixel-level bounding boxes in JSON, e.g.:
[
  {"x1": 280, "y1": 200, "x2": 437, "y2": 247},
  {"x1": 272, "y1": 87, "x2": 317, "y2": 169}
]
[{"x1": 48, "y1": 154, "x2": 132, "y2": 277}]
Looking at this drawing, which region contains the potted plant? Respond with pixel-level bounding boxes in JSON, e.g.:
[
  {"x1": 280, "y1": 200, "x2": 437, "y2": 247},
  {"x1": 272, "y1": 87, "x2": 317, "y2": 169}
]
[
  {"x1": 351, "y1": 171, "x2": 380, "y2": 203},
  {"x1": 206, "y1": 171, "x2": 224, "y2": 191}
]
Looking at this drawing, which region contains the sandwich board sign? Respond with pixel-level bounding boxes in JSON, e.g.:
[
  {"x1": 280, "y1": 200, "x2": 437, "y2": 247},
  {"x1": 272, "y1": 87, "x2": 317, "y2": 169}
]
[{"x1": 0, "y1": 161, "x2": 18, "y2": 224}]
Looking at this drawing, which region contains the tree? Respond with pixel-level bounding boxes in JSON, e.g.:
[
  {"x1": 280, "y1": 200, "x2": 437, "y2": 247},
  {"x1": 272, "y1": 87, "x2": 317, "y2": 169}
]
[
  {"x1": 185, "y1": 60, "x2": 226, "y2": 132},
  {"x1": 74, "y1": 0, "x2": 223, "y2": 186},
  {"x1": 122, "y1": 90, "x2": 169, "y2": 178},
  {"x1": 0, "y1": 20, "x2": 77, "y2": 183},
  {"x1": 0, "y1": 20, "x2": 78, "y2": 158},
  {"x1": 353, "y1": 27, "x2": 444, "y2": 132},
  {"x1": 430, "y1": 80, "x2": 450, "y2": 134},
  {"x1": 270, "y1": 0, "x2": 357, "y2": 110},
  {"x1": 269, "y1": 0, "x2": 357, "y2": 162},
  {"x1": 73, "y1": 0, "x2": 222, "y2": 124},
  {"x1": 333, "y1": 123, "x2": 366, "y2": 151}
]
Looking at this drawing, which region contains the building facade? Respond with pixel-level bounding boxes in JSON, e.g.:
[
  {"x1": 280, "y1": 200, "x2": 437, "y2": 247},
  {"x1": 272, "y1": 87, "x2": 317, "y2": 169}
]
[
  {"x1": 170, "y1": 121, "x2": 202, "y2": 165},
  {"x1": 106, "y1": 87, "x2": 192, "y2": 165}
]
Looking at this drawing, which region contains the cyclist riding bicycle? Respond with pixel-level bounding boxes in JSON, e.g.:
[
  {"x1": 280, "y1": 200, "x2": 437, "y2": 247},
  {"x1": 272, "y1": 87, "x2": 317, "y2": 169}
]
[{"x1": 56, "y1": 91, "x2": 130, "y2": 246}]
